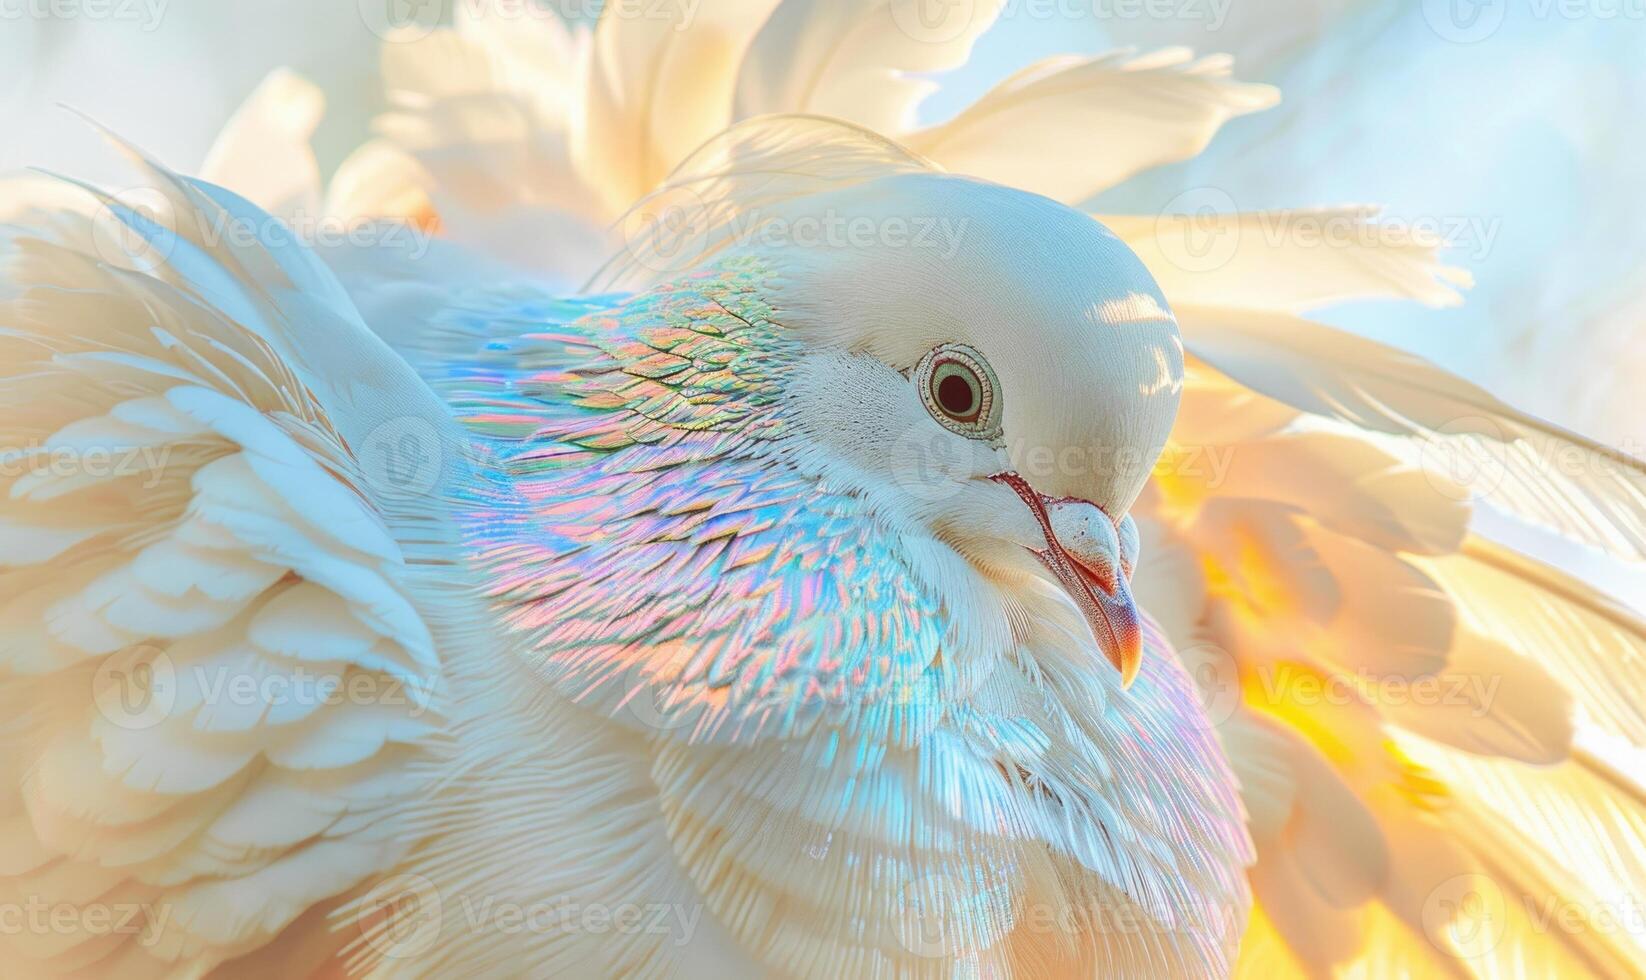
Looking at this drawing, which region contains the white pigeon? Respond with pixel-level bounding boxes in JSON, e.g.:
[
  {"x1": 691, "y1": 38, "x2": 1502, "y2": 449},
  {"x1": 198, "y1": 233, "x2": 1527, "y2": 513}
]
[{"x1": 3, "y1": 3, "x2": 1645, "y2": 979}]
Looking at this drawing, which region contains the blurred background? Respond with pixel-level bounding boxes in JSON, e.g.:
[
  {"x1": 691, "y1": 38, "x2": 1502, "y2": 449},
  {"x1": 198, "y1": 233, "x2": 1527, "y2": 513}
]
[{"x1": 8, "y1": 0, "x2": 1644, "y2": 450}]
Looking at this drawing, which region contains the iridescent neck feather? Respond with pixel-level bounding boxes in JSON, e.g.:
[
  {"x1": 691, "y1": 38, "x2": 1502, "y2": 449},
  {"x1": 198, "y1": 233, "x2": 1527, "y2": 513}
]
[{"x1": 451, "y1": 258, "x2": 976, "y2": 744}]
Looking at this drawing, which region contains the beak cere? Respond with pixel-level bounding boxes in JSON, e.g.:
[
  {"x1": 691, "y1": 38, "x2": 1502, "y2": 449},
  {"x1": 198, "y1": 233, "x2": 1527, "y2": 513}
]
[{"x1": 991, "y1": 473, "x2": 1144, "y2": 687}]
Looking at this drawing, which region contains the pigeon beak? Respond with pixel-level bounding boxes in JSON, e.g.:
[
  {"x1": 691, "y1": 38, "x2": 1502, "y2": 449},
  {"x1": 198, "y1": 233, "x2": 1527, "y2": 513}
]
[{"x1": 990, "y1": 472, "x2": 1143, "y2": 687}]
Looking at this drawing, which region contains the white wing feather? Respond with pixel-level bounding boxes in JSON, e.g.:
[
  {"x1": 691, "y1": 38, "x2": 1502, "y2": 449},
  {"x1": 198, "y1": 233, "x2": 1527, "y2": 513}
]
[
  {"x1": 0, "y1": 138, "x2": 485, "y2": 977},
  {"x1": 734, "y1": 0, "x2": 1004, "y2": 134},
  {"x1": 908, "y1": 50, "x2": 1278, "y2": 205}
]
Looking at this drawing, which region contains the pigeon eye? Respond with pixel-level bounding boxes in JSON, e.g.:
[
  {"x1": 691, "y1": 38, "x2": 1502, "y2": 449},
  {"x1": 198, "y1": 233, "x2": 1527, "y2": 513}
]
[
  {"x1": 915, "y1": 343, "x2": 1002, "y2": 442},
  {"x1": 934, "y1": 365, "x2": 982, "y2": 420}
]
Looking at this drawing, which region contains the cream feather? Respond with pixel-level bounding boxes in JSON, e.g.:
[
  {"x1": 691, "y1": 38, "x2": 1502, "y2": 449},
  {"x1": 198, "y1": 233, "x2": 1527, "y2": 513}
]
[
  {"x1": 8, "y1": 2, "x2": 1646, "y2": 977},
  {"x1": 733, "y1": 0, "x2": 1005, "y2": 134},
  {"x1": 0, "y1": 137, "x2": 486, "y2": 976},
  {"x1": 907, "y1": 49, "x2": 1278, "y2": 205},
  {"x1": 1176, "y1": 305, "x2": 1646, "y2": 563},
  {"x1": 1104, "y1": 206, "x2": 1473, "y2": 313}
]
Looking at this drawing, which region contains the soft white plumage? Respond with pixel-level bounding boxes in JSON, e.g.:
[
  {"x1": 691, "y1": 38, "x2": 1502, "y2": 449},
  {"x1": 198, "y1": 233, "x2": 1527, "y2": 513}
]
[{"x1": 3, "y1": 3, "x2": 1646, "y2": 979}]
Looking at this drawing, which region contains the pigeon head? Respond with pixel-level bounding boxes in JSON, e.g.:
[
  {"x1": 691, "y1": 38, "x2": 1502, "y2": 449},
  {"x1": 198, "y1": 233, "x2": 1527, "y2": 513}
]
[{"x1": 726, "y1": 171, "x2": 1185, "y2": 685}]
